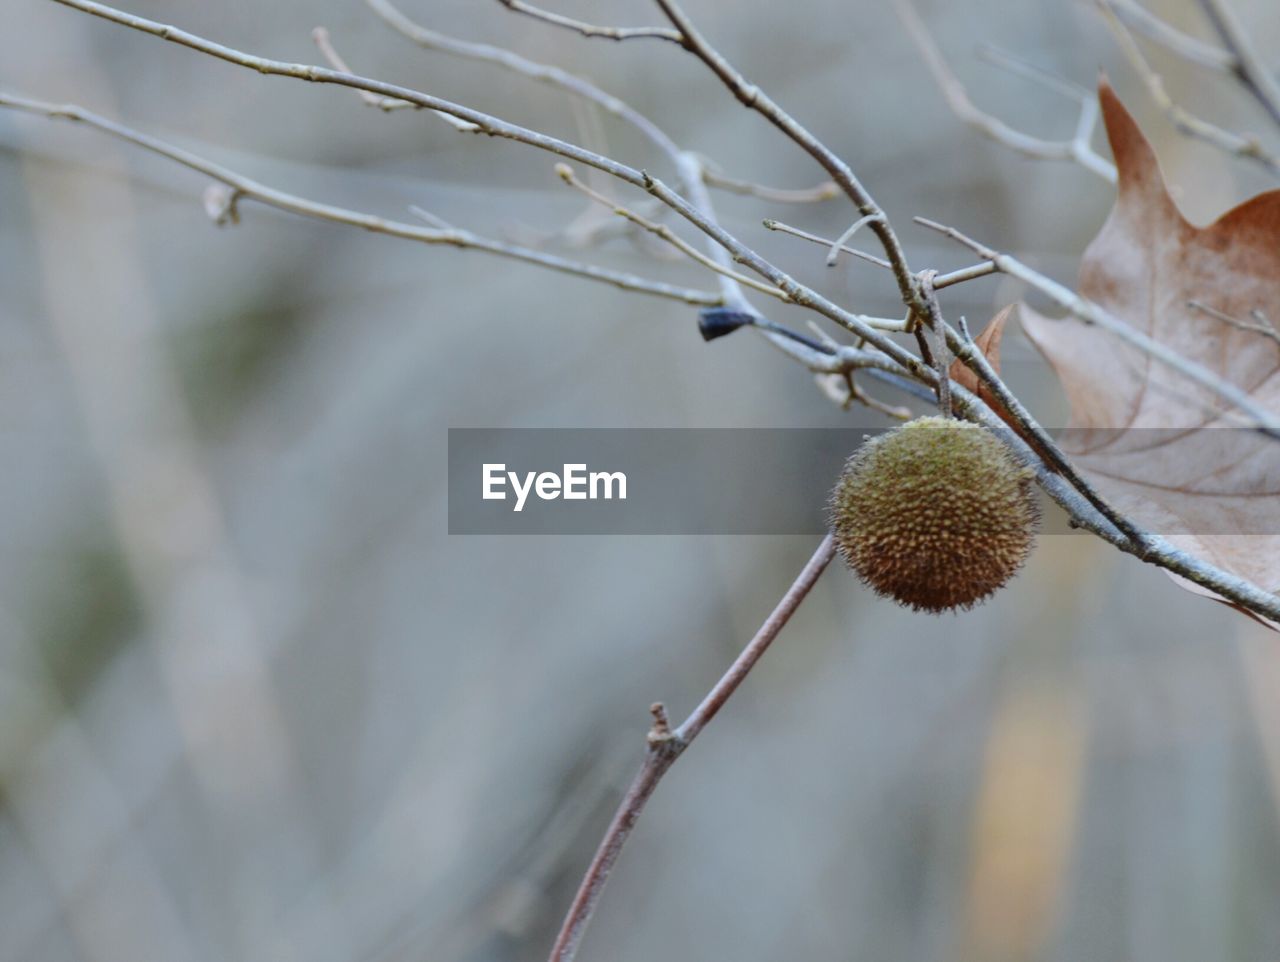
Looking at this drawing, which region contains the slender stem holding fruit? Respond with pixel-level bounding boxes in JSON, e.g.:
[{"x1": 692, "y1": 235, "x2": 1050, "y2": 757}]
[{"x1": 548, "y1": 534, "x2": 837, "y2": 962}]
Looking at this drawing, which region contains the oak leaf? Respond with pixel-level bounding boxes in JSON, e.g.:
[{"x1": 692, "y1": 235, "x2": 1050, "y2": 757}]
[{"x1": 1020, "y1": 80, "x2": 1280, "y2": 620}]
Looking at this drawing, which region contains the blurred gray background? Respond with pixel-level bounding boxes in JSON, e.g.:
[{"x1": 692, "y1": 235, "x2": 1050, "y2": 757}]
[{"x1": 3, "y1": 1, "x2": 1280, "y2": 961}]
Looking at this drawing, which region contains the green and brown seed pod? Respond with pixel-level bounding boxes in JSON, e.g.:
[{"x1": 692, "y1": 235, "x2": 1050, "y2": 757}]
[{"x1": 830, "y1": 417, "x2": 1039, "y2": 613}]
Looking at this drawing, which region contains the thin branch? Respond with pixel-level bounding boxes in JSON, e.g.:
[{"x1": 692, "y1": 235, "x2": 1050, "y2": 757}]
[
  {"x1": 895, "y1": 0, "x2": 1117, "y2": 183},
  {"x1": 916, "y1": 216, "x2": 1280, "y2": 438},
  {"x1": 1196, "y1": 0, "x2": 1280, "y2": 129},
  {"x1": 764, "y1": 218, "x2": 892, "y2": 272},
  {"x1": 699, "y1": 165, "x2": 840, "y2": 203},
  {"x1": 492, "y1": 0, "x2": 683, "y2": 44},
  {"x1": 1098, "y1": 1, "x2": 1280, "y2": 177},
  {"x1": 1188, "y1": 300, "x2": 1280, "y2": 347},
  {"x1": 976, "y1": 44, "x2": 1091, "y2": 101},
  {"x1": 0, "y1": 93, "x2": 723, "y2": 307},
  {"x1": 826, "y1": 214, "x2": 883, "y2": 267},
  {"x1": 44, "y1": 1, "x2": 942, "y2": 395},
  {"x1": 310, "y1": 26, "x2": 413, "y2": 111},
  {"x1": 368, "y1": 0, "x2": 902, "y2": 357},
  {"x1": 557, "y1": 163, "x2": 792, "y2": 302},
  {"x1": 548, "y1": 534, "x2": 836, "y2": 962},
  {"x1": 1107, "y1": 0, "x2": 1236, "y2": 72},
  {"x1": 764, "y1": 219, "x2": 998, "y2": 291},
  {"x1": 650, "y1": 0, "x2": 923, "y2": 310},
  {"x1": 367, "y1": 0, "x2": 683, "y2": 159}
]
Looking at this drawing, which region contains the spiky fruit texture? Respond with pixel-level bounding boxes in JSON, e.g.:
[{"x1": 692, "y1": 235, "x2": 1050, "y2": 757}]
[{"x1": 830, "y1": 417, "x2": 1038, "y2": 613}]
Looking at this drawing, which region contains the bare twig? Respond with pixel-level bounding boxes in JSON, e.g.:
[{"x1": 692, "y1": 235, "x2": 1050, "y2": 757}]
[
  {"x1": 1106, "y1": 0, "x2": 1236, "y2": 72},
  {"x1": 1196, "y1": 0, "x2": 1280, "y2": 128},
  {"x1": 0, "y1": 93, "x2": 723, "y2": 307},
  {"x1": 650, "y1": 0, "x2": 923, "y2": 309},
  {"x1": 895, "y1": 0, "x2": 1117, "y2": 183},
  {"x1": 1098, "y1": 1, "x2": 1280, "y2": 177},
  {"x1": 1188, "y1": 300, "x2": 1280, "y2": 347},
  {"x1": 764, "y1": 218, "x2": 892, "y2": 271},
  {"x1": 826, "y1": 213, "x2": 884, "y2": 267},
  {"x1": 699, "y1": 165, "x2": 839, "y2": 203},
  {"x1": 311, "y1": 26, "x2": 413, "y2": 111},
  {"x1": 367, "y1": 0, "x2": 682, "y2": 159},
  {"x1": 492, "y1": 0, "x2": 683, "y2": 44},
  {"x1": 557, "y1": 163, "x2": 791, "y2": 302},
  {"x1": 916, "y1": 270, "x2": 952, "y2": 415},
  {"x1": 764, "y1": 219, "x2": 998, "y2": 291},
  {"x1": 976, "y1": 44, "x2": 1091, "y2": 101},
  {"x1": 548, "y1": 534, "x2": 836, "y2": 962},
  {"x1": 916, "y1": 216, "x2": 1280, "y2": 438}
]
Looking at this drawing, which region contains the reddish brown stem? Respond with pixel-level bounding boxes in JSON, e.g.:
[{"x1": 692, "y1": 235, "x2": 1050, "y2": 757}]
[{"x1": 547, "y1": 534, "x2": 837, "y2": 962}]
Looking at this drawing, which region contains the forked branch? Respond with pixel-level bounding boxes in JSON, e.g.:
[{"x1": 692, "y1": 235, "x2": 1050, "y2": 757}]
[{"x1": 548, "y1": 534, "x2": 837, "y2": 962}]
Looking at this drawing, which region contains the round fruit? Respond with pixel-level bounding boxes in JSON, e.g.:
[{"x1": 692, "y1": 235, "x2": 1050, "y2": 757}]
[{"x1": 830, "y1": 416, "x2": 1038, "y2": 612}]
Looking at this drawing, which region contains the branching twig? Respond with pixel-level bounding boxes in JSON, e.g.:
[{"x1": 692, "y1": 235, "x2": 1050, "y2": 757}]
[
  {"x1": 1098, "y1": 1, "x2": 1280, "y2": 177},
  {"x1": 311, "y1": 26, "x2": 413, "y2": 112},
  {"x1": 895, "y1": 0, "x2": 1117, "y2": 183},
  {"x1": 492, "y1": 0, "x2": 683, "y2": 44},
  {"x1": 977, "y1": 44, "x2": 1091, "y2": 101},
  {"x1": 1188, "y1": 300, "x2": 1280, "y2": 347},
  {"x1": 1196, "y1": 0, "x2": 1280, "y2": 129},
  {"x1": 367, "y1": 0, "x2": 682, "y2": 159},
  {"x1": 826, "y1": 213, "x2": 884, "y2": 267},
  {"x1": 650, "y1": 0, "x2": 923, "y2": 309},
  {"x1": 764, "y1": 219, "x2": 997, "y2": 291},
  {"x1": 0, "y1": 93, "x2": 723, "y2": 307},
  {"x1": 547, "y1": 534, "x2": 836, "y2": 962},
  {"x1": 699, "y1": 165, "x2": 839, "y2": 203},
  {"x1": 557, "y1": 163, "x2": 791, "y2": 302},
  {"x1": 1106, "y1": 0, "x2": 1236, "y2": 72}
]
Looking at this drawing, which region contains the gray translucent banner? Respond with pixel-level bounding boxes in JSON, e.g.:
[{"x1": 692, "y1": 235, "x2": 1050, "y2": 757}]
[{"x1": 447, "y1": 428, "x2": 1279, "y2": 535}]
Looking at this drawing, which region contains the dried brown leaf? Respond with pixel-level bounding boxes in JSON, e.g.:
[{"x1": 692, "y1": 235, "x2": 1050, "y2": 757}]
[
  {"x1": 1020, "y1": 80, "x2": 1280, "y2": 621},
  {"x1": 951, "y1": 306, "x2": 1010, "y2": 399}
]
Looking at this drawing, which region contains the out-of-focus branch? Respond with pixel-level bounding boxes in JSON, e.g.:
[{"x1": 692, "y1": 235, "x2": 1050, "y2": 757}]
[
  {"x1": 547, "y1": 534, "x2": 837, "y2": 962},
  {"x1": 310, "y1": 26, "x2": 413, "y2": 112},
  {"x1": 367, "y1": 0, "x2": 683, "y2": 158},
  {"x1": 1188, "y1": 300, "x2": 1280, "y2": 347},
  {"x1": 369, "y1": 1, "x2": 839, "y2": 216},
  {"x1": 699, "y1": 165, "x2": 839, "y2": 203},
  {"x1": 0, "y1": 93, "x2": 724, "y2": 307},
  {"x1": 1196, "y1": 0, "x2": 1280, "y2": 128},
  {"x1": 1098, "y1": 1, "x2": 1280, "y2": 177},
  {"x1": 1107, "y1": 0, "x2": 1235, "y2": 72},
  {"x1": 492, "y1": 0, "x2": 683, "y2": 44},
  {"x1": 895, "y1": 0, "x2": 1117, "y2": 183},
  {"x1": 557, "y1": 163, "x2": 791, "y2": 302},
  {"x1": 977, "y1": 44, "x2": 1090, "y2": 101}
]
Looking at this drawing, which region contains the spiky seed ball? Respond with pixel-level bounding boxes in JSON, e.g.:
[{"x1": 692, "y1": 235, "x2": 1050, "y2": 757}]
[{"x1": 830, "y1": 417, "x2": 1039, "y2": 613}]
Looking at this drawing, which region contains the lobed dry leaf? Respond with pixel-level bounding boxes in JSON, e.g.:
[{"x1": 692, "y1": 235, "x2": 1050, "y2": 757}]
[
  {"x1": 950, "y1": 305, "x2": 1011, "y2": 409},
  {"x1": 1020, "y1": 80, "x2": 1280, "y2": 621}
]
